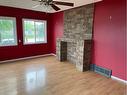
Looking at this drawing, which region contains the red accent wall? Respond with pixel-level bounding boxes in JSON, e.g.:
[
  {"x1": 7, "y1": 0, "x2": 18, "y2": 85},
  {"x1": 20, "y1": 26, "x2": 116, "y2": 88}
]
[
  {"x1": 50, "y1": 0, "x2": 126, "y2": 80},
  {"x1": 0, "y1": 6, "x2": 52, "y2": 61},
  {"x1": 49, "y1": 12, "x2": 64, "y2": 54},
  {"x1": 93, "y1": 0, "x2": 126, "y2": 80}
]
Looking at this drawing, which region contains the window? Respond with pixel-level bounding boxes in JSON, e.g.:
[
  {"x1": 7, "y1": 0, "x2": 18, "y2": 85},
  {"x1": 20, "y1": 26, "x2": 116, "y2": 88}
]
[
  {"x1": 0, "y1": 17, "x2": 17, "y2": 46},
  {"x1": 23, "y1": 19, "x2": 47, "y2": 44}
]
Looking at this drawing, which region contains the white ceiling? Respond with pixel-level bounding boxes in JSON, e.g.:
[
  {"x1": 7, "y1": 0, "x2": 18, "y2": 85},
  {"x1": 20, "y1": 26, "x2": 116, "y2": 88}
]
[{"x1": 0, "y1": 0, "x2": 102, "y2": 13}]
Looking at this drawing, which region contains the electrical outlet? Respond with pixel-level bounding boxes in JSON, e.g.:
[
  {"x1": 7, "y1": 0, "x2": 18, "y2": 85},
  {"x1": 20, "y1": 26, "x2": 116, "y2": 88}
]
[
  {"x1": 19, "y1": 40, "x2": 21, "y2": 43},
  {"x1": 109, "y1": 16, "x2": 112, "y2": 20}
]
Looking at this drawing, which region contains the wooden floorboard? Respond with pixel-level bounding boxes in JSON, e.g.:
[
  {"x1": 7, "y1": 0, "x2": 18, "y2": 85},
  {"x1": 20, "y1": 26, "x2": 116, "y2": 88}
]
[{"x1": 0, "y1": 56, "x2": 126, "y2": 95}]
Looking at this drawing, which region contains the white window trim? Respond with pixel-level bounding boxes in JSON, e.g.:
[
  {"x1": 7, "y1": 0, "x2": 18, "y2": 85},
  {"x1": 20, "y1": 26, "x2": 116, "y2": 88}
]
[
  {"x1": 0, "y1": 16, "x2": 17, "y2": 47},
  {"x1": 22, "y1": 18, "x2": 47, "y2": 45}
]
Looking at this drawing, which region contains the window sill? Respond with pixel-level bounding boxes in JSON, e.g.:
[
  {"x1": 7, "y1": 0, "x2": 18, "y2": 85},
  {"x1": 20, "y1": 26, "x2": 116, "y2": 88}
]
[
  {"x1": 23, "y1": 42, "x2": 47, "y2": 45},
  {"x1": 0, "y1": 44, "x2": 18, "y2": 47}
]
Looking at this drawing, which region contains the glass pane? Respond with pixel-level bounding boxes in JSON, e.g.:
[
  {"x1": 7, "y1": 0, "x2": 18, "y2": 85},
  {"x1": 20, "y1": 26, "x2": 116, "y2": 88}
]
[
  {"x1": 0, "y1": 19, "x2": 16, "y2": 45},
  {"x1": 35, "y1": 22, "x2": 45, "y2": 42},
  {"x1": 24, "y1": 20, "x2": 35, "y2": 43}
]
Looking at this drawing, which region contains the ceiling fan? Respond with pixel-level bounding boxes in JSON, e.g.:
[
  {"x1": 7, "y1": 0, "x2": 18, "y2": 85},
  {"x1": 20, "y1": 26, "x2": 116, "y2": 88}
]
[{"x1": 32, "y1": 0, "x2": 74, "y2": 11}]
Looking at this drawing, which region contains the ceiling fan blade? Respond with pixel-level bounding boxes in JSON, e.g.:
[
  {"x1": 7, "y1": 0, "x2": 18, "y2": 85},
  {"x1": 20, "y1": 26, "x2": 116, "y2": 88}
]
[
  {"x1": 53, "y1": 1, "x2": 74, "y2": 7},
  {"x1": 51, "y1": 4, "x2": 60, "y2": 11}
]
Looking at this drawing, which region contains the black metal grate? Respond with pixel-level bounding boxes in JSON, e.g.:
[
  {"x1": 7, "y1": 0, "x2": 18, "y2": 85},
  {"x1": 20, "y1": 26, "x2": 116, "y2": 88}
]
[{"x1": 90, "y1": 64, "x2": 112, "y2": 78}]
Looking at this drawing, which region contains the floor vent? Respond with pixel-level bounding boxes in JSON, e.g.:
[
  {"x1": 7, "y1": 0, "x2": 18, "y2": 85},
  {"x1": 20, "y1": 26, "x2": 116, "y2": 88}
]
[{"x1": 90, "y1": 64, "x2": 112, "y2": 78}]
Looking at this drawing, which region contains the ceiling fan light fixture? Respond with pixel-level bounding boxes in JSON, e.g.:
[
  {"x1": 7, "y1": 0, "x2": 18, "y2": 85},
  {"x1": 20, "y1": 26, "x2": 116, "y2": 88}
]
[{"x1": 32, "y1": 0, "x2": 74, "y2": 11}]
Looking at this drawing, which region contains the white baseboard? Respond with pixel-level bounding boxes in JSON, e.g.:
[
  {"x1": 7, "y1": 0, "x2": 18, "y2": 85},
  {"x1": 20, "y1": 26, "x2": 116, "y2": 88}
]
[
  {"x1": 51, "y1": 53, "x2": 56, "y2": 56},
  {"x1": 111, "y1": 76, "x2": 127, "y2": 84},
  {"x1": 0, "y1": 53, "x2": 56, "y2": 64}
]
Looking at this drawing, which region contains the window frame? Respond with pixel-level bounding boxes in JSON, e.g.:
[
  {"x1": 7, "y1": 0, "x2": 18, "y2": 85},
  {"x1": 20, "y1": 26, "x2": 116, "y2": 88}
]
[
  {"x1": 22, "y1": 18, "x2": 47, "y2": 45},
  {"x1": 0, "y1": 16, "x2": 17, "y2": 47}
]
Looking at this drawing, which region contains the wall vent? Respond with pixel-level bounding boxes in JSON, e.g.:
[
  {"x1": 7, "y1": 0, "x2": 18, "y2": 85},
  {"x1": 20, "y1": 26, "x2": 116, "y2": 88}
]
[{"x1": 90, "y1": 64, "x2": 112, "y2": 78}]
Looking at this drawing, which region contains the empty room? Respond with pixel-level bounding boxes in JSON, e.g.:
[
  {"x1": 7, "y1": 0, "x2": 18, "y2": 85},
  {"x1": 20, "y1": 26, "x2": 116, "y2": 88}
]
[{"x1": 0, "y1": 0, "x2": 126, "y2": 95}]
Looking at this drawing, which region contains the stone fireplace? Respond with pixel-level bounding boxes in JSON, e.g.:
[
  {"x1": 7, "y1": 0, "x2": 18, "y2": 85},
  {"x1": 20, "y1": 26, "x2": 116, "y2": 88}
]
[
  {"x1": 57, "y1": 38, "x2": 92, "y2": 71},
  {"x1": 56, "y1": 4, "x2": 94, "y2": 72}
]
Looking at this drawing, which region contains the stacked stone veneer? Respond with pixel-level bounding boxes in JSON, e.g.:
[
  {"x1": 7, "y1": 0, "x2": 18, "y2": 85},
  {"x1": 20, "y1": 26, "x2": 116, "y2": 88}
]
[
  {"x1": 64, "y1": 4, "x2": 94, "y2": 40},
  {"x1": 56, "y1": 4, "x2": 94, "y2": 72},
  {"x1": 56, "y1": 38, "x2": 92, "y2": 71},
  {"x1": 67, "y1": 42, "x2": 77, "y2": 64}
]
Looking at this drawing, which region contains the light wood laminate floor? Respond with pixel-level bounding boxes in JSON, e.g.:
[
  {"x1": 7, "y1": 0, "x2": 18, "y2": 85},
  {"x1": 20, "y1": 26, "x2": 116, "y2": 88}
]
[{"x1": 0, "y1": 56, "x2": 126, "y2": 95}]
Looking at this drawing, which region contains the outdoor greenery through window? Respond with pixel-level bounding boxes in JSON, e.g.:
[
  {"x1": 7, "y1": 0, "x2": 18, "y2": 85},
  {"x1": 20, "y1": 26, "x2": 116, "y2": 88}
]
[
  {"x1": 23, "y1": 19, "x2": 47, "y2": 44},
  {"x1": 0, "y1": 17, "x2": 17, "y2": 46}
]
